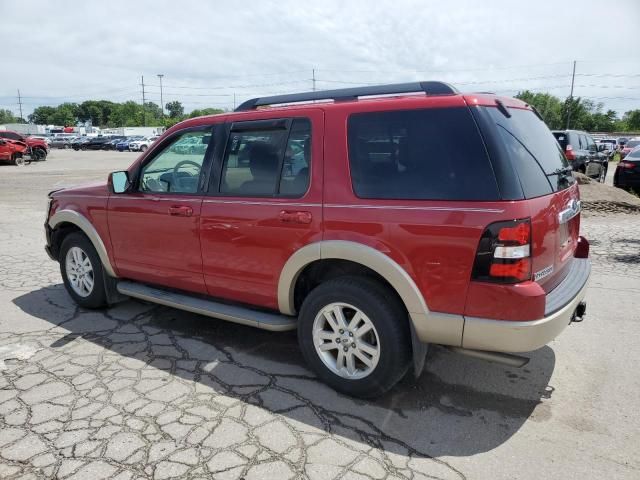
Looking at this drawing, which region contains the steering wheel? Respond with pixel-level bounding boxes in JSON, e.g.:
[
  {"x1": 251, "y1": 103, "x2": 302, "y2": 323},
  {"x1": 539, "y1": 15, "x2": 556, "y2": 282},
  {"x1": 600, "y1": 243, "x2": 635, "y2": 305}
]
[{"x1": 173, "y1": 160, "x2": 201, "y2": 175}]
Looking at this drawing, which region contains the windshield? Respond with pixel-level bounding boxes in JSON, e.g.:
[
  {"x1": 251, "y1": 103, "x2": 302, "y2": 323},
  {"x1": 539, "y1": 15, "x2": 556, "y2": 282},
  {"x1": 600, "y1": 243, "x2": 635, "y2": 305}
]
[{"x1": 626, "y1": 140, "x2": 640, "y2": 149}]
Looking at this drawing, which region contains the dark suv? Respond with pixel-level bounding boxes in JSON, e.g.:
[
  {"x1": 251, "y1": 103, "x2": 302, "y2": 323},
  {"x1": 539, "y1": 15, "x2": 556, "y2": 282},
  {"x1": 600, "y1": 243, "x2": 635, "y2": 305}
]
[
  {"x1": 552, "y1": 129, "x2": 608, "y2": 182},
  {"x1": 44, "y1": 82, "x2": 590, "y2": 397}
]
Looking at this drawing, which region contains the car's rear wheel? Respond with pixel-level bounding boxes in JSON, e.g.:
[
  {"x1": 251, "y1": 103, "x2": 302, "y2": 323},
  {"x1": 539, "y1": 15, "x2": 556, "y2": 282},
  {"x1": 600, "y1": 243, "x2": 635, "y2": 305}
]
[
  {"x1": 298, "y1": 276, "x2": 411, "y2": 398},
  {"x1": 140, "y1": 145, "x2": 148, "y2": 152},
  {"x1": 11, "y1": 154, "x2": 25, "y2": 166},
  {"x1": 59, "y1": 232, "x2": 107, "y2": 308},
  {"x1": 32, "y1": 148, "x2": 47, "y2": 161}
]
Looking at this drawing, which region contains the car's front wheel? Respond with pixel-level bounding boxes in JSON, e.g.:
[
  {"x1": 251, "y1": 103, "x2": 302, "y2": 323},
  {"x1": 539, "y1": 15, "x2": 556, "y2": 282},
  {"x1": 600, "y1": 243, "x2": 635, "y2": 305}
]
[
  {"x1": 298, "y1": 276, "x2": 411, "y2": 398},
  {"x1": 140, "y1": 145, "x2": 148, "y2": 152},
  {"x1": 59, "y1": 232, "x2": 107, "y2": 308}
]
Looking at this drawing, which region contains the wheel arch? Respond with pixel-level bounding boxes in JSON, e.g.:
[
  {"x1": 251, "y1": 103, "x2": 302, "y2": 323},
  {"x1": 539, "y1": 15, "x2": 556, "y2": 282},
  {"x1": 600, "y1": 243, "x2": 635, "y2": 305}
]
[
  {"x1": 49, "y1": 210, "x2": 118, "y2": 278},
  {"x1": 278, "y1": 240, "x2": 464, "y2": 346}
]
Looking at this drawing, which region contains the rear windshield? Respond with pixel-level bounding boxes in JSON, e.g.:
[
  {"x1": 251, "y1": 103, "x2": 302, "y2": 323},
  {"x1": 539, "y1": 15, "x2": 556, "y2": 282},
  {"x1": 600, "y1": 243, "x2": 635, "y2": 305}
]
[
  {"x1": 485, "y1": 107, "x2": 573, "y2": 197},
  {"x1": 347, "y1": 107, "x2": 499, "y2": 201},
  {"x1": 552, "y1": 132, "x2": 567, "y2": 150}
]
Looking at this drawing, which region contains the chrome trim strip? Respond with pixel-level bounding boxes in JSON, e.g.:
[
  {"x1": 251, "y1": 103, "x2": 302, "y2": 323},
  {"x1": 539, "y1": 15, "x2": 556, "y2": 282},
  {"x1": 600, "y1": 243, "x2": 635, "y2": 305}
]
[
  {"x1": 48, "y1": 210, "x2": 118, "y2": 278},
  {"x1": 202, "y1": 199, "x2": 320, "y2": 208},
  {"x1": 324, "y1": 204, "x2": 505, "y2": 213}
]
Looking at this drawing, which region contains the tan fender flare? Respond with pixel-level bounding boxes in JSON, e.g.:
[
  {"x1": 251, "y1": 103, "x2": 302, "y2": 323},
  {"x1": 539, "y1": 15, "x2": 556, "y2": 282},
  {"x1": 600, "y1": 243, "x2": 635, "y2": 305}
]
[
  {"x1": 277, "y1": 240, "x2": 463, "y2": 346},
  {"x1": 49, "y1": 210, "x2": 118, "y2": 278}
]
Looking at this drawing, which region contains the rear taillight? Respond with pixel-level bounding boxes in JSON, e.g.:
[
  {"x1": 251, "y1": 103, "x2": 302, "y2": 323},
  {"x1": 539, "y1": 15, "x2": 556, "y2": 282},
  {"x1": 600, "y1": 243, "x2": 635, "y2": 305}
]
[
  {"x1": 472, "y1": 218, "x2": 532, "y2": 284},
  {"x1": 618, "y1": 161, "x2": 635, "y2": 169},
  {"x1": 565, "y1": 144, "x2": 576, "y2": 161}
]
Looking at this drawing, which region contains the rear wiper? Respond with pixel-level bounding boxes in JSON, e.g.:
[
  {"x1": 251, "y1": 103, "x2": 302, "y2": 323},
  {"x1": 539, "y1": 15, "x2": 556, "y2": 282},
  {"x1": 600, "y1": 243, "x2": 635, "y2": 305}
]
[{"x1": 547, "y1": 166, "x2": 573, "y2": 177}]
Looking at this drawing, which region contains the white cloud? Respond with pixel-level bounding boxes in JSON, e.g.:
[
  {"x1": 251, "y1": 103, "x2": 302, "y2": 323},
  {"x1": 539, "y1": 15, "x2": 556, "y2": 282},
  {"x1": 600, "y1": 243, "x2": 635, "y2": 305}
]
[{"x1": 1, "y1": 0, "x2": 638, "y2": 117}]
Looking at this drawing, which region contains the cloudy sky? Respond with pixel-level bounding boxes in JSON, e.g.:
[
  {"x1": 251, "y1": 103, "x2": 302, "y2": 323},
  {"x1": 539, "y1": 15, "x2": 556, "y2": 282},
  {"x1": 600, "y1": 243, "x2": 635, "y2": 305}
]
[{"x1": 1, "y1": 0, "x2": 639, "y2": 118}]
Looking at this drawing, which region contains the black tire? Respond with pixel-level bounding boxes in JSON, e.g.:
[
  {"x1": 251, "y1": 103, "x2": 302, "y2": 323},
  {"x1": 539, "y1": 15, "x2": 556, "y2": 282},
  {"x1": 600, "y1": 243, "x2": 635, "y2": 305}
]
[
  {"x1": 140, "y1": 145, "x2": 148, "y2": 152},
  {"x1": 298, "y1": 276, "x2": 411, "y2": 398},
  {"x1": 32, "y1": 148, "x2": 47, "y2": 161},
  {"x1": 11, "y1": 154, "x2": 25, "y2": 166},
  {"x1": 59, "y1": 232, "x2": 108, "y2": 309}
]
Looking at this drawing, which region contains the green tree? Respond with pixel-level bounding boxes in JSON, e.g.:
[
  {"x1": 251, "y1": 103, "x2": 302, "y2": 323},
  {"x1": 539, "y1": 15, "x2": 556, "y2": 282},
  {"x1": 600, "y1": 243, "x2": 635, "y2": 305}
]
[
  {"x1": 623, "y1": 110, "x2": 640, "y2": 131},
  {"x1": 166, "y1": 101, "x2": 184, "y2": 118},
  {"x1": 0, "y1": 109, "x2": 19, "y2": 123},
  {"x1": 188, "y1": 108, "x2": 224, "y2": 118},
  {"x1": 29, "y1": 106, "x2": 57, "y2": 124},
  {"x1": 515, "y1": 90, "x2": 563, "y2": 129}
]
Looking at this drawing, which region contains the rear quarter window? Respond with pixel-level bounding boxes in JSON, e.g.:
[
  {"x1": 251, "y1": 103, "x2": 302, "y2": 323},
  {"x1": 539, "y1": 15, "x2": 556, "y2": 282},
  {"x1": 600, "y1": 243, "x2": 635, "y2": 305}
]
[{"x1": 347, "y1": 107, "x2": 499, "y2": 201}]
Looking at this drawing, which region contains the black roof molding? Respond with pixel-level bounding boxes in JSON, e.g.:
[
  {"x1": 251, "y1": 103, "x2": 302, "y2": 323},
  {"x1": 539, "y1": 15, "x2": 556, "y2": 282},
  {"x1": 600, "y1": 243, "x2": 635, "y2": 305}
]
[{"x1": 235, "y1": 81, "x2": 458, "y2": 111}]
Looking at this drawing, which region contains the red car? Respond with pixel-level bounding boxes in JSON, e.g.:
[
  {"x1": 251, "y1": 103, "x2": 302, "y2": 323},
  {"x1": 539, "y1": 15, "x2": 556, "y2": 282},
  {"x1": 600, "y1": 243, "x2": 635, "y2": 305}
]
[
  {"x1": 0, "y1": 130, "x2": 49, "y2": 161},
  {"x1": 0, "y1": 137, "x2": 28, "y2": 165},
  {"x1": 620, "y1": 138, "x2": 640, "y2": 159},
  {"x1": 44, "y1": 82, "x2": 590, "y2": 397}
]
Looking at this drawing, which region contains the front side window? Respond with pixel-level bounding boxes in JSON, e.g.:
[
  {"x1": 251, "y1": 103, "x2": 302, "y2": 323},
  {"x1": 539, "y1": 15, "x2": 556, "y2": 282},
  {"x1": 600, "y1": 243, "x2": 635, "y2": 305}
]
[
  {"x1": 220, "y1": 118, "x2": 311, "y2": 197},
  {"x1": 347, "y1": 108, "x2": 499, "y2": 200},
  {"x1": 139, "y1": 129, "x2": 211, "y2": 194}
]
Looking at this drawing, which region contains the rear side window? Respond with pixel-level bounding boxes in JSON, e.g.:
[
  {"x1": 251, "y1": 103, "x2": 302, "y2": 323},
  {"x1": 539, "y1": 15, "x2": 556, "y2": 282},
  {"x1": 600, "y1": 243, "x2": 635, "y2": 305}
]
[
  {"x1": 484, "y1": 107, "x2": 572, "y2": 197},
  {"x1": 220, "y1": 118, "x2": 311, "y2": 197},
  {"x1": 347, "y1": 107, "x2": 499, "y2": 201}
]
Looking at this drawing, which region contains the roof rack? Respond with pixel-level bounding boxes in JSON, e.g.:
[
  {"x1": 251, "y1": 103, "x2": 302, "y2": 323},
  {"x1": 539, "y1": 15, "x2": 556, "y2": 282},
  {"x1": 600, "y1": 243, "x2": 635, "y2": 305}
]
[{"x1": 234, "y1": 81, "x2": 458, "y2": 112}]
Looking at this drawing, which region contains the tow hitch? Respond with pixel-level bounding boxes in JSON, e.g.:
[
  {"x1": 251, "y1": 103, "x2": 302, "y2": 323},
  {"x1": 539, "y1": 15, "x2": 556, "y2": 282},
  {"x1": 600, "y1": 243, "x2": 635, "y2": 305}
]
[{"x1": 572, "y1": 301, "x2": 587, "y2": 323}]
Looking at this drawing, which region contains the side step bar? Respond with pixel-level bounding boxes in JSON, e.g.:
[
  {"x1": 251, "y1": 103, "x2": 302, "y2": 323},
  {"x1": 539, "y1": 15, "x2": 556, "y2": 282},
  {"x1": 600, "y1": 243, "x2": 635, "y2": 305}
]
[{"x1": 116, "y1": 281, "x2": 297, "y2": 332}]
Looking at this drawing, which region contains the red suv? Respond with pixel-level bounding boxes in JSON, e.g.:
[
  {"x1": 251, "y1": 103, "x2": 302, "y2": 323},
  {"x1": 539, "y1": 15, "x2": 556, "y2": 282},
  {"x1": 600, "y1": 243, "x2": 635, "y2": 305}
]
[
  {"x1": 0, "y1": 137, "x2": 28, "y2": 165},
  {"x1": 44, "y1": 82, "x2": 590, "y2": 397},
  {"x1": 0, "y1": 130, "x2": 49, "y2": 161}
]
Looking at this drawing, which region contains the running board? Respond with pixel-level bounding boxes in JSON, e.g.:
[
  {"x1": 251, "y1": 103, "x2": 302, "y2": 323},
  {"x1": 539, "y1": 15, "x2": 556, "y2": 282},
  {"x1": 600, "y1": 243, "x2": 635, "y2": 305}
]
[{"x1": 116, "y1": 281, "x2": 297, "y2": 332}]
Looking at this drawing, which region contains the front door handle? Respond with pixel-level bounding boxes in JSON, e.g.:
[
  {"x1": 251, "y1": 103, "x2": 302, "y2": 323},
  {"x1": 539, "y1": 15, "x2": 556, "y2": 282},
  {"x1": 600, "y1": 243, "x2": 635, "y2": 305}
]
[
  {"x1": 168, "y1": 205, "x2": 193, "y2": 217},
  {"x1": 278, "y1": 210, "x2": 312, "y2": 224}
]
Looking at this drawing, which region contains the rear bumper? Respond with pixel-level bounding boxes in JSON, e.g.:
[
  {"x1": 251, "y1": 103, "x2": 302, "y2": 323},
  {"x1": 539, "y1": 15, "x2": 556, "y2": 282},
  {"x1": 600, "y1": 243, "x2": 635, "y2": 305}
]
[{"x1": 461, "y1": 258, "x2": 590, "y2": 353}]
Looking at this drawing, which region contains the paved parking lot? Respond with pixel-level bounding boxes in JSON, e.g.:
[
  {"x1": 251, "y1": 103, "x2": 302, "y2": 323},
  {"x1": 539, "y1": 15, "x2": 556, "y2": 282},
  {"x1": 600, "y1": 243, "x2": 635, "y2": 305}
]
[{"x1": 0, "y1": 150, "x2": 639, "y2": 479}]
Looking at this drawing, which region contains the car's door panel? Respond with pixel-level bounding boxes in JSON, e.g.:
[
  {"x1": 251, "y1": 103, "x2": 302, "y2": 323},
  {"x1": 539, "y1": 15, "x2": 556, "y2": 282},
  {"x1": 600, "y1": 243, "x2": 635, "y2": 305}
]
[
  {"x1": 199, "y1": 110, "x2": 324, "y2": 310},
  {"x1": 108, "y1": 126, "x2": 216, "y2": 294}
]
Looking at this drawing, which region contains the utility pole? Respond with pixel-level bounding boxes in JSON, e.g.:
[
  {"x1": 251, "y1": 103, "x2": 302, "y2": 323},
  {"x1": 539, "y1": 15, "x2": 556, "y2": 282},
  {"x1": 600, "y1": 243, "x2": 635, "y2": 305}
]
[
  {"x1": 565, "y1": 60, "x2": 576, "y2": 130},
  {"x1": 233, "y1": 92, "x2": 236, "y2": 110},
  {"x1": 312, "y1": 69, "x2": 316, "y2": 92},
  {"x1": 141, "y1": 75, "x2": 147, "y2": 127},
  {"x1": 157, "y1": 74, "x2": 164, "y2": 125},
  {"x1": 17, "y1": 89, "x2": 23, "y2": 121}
]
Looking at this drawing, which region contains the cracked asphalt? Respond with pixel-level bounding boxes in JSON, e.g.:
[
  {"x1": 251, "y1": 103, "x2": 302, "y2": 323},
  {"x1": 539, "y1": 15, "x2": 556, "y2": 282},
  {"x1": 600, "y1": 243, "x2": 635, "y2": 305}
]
[{"x1": 0, "y1": 150, "x2": 639, "y2": 480}]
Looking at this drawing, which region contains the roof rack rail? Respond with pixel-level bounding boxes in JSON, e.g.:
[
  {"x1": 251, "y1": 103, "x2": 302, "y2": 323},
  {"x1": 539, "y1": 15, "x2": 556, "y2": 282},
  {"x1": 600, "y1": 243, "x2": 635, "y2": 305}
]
[{"x1": 234, "y1": 81, "x2": 458, "y2": 112}]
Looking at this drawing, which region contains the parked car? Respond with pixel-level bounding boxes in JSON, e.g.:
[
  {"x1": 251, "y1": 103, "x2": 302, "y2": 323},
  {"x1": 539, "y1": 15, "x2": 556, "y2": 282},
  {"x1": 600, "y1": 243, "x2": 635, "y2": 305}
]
[
  {"x1": 50, "y1": 137, "x2": 73, "y2": 149},
  {"x1": 116, "y1": 136, "x2": 144, "y2": 152},
  {"x1": 0, "y1": 137, "x2": 28, "y2": 165},
  {"x1": 614, "y1": 147, "x2": 640, "y2": 192},
  {"x1": 71, "y1": 137, "x2": 91, "y2": 150},
  {"x1": 44, "y1": 82, "x2": 590, "y2": 398},
  {"x1": 76, "y1": 137, "x2": 112, "y2": 151},
  {"x1": 129, "y1": 136, "x2": 159, "y2": 152},
  {"x1": 596, "y1": 138, "x2": 617, "y2": 159},
  {"x1": 0, "y1": 130, "x2": 49, "y2": 161},
  {"x1": 620, "y1": 138, "x2": 640, "y2": 159},
  {"x1": 552, "y1": 129, "x2": 608, "y2": 182}
]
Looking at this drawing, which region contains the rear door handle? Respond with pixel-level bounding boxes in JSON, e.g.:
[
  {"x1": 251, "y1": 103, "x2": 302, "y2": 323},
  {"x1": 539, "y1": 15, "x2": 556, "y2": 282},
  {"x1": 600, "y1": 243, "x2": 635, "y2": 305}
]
[
  {"x1": 278, "y1": 210, "x2": 312, "y2": 224},
  {"x1": 168, "y1": 205, "x2": 193, "y2": 217}
]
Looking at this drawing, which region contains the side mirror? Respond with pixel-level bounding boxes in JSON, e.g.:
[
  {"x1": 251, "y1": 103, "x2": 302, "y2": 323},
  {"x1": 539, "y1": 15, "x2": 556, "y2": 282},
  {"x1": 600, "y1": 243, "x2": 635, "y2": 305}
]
[{"x1": 109, "y1": 171, "x2": 130, "y2": 194}]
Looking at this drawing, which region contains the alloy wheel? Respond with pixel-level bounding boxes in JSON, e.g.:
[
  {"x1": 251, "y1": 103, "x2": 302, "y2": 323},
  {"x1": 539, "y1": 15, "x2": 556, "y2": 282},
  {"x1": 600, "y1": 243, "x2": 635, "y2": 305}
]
[
  {"x1": 312, "y1": 302, "x2": 380, "y2": 380},
  {"x1": 65, "y1": 246, "x2": 94, "y2": 297}
]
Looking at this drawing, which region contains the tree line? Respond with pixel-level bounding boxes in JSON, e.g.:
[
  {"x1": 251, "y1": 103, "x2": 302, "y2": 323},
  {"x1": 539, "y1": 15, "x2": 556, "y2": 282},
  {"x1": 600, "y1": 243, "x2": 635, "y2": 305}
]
[
  {"x1": 514, "y1": 91, "x2": 640, "y2": 132},
  {"x1": 0, "y1": 100, "x2": 223, "y2": 129},
  {"x1": 1, "y1": 94, "x2": 639, "y2": 132}
]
